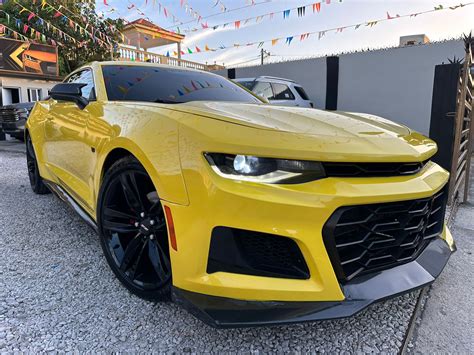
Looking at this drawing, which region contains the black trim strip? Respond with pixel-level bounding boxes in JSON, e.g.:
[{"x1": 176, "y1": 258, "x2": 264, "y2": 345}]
[
  {"x1": 44, "y1": 180, "x2": 98, "y2": 233},
  {"x1": 172, "y1": 238, "x2": 453, "y2": 328}
]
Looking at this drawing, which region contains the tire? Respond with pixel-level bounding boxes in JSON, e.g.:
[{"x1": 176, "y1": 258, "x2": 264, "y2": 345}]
[
  {"x1": 12, "y1": 133, "x2": 25, "y2": 142},
  {"x1": 26, "y1": 134, "x2": 50, "y2": 195},
  {"x1": 97, "y1": 156, "x2": 172, "y2": 301}
]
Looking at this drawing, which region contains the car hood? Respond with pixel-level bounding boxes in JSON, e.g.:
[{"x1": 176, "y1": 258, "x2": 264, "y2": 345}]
[
  {"x1": 179, "y1": 101, "x2": 410, "y2": 138},
  {"x1": 169, "y1": 101, "x2": 437, "y2": 162}
]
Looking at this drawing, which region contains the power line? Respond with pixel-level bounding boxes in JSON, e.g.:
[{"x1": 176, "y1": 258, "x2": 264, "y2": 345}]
[
  {"x1": 178, "y1": 2, "x2": 473, "y2": 57},
  {"x1": 227, "y1": 55, "x2": 260, "y2": 66}
]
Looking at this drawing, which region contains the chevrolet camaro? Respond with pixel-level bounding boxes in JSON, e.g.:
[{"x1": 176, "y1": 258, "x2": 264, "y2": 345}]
[{"x1": 25, "y1": 61, "x2": 455, "y2": 328}]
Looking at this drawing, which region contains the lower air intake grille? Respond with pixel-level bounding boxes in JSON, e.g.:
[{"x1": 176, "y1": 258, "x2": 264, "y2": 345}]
[
  {"x1": 323, "y1": 187, "x2": 447, "y2": 282},
  {"x1": 207, "y1": 227, "x2": 310, "y2": 279}
]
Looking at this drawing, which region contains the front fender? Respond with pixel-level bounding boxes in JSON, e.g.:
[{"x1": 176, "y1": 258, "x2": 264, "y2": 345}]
[{"x1": 95, "y1": 133, "x2": 189, "y2": 209}]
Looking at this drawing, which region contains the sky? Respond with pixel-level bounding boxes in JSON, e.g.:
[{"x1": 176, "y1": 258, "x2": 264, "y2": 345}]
[{"x1": 95, "y1": 0, "x2": 474, "y2": 67}]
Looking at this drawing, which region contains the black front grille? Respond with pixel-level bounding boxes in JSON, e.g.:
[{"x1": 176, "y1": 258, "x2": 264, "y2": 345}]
[
  {"x1": 323, "y1": 161, "x2": 428, "y2": 177},
  {"x1": 323, "y1": 187, "x2": 447, "y2": 281},
  {"x1": 207, "y1": 227, "x2": 310, "y2": 279},
  {"x1": 0, "y1": 108, "x2": 28, "y2": 122}
]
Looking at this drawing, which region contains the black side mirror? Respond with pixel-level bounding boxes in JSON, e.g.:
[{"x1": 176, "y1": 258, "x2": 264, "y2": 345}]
[{"x1": 49, "y1": 83, "x2": 89, "y2": 110}]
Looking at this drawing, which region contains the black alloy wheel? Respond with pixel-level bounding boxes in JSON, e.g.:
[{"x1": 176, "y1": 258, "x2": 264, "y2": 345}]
[
  {"x1": 26, "y1": 134, "x2": 50, "y2": 195},
  {"x1": 98, "y1": 156, "x2": 172, "y2": 301}
]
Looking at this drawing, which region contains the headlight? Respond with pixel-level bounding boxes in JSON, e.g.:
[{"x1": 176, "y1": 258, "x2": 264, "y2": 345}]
[
  {"x1": 25, "y1": 55, "x2": 38, "y2": 62},
  {"x1": 204, "y1": 153, "x2": 326, "y2": 184}
]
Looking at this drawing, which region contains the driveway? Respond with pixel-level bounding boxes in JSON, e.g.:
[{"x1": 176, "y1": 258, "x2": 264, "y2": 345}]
[{"x1": 0, "y1": 143, "x2": 468, "y2": 352}]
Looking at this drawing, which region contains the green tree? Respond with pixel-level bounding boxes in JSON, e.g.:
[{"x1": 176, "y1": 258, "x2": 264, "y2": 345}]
[{"x1": 0, "y1": 0, "x2": 124, "y2": 75}]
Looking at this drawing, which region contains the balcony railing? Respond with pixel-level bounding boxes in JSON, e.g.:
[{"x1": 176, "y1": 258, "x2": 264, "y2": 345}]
[{"x1": 118, "y1": 46, "x2": 209, "y2": 71}]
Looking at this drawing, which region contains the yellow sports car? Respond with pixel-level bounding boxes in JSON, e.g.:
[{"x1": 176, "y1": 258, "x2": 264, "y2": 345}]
[{"x1": 26, "y1": 61, "x2": 455, "y2": 328}]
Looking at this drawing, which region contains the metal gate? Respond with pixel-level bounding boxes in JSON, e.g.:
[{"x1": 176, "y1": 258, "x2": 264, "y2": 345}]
[{"x1": 448, "y1": 37, "x2": 474, "y2": 205}]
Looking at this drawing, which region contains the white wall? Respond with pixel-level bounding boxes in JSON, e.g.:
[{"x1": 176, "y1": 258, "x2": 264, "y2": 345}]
[
  {"x1": 337, "y1": 40, "x2": 465, "y2": 135},
  {"x1": 215, "y1": 57, "x2": 327, "y2": 109},
  {"x1": 0, "y1": 76, "x2": 60, "y2": 104},
  {"x1": 214, "y1": 39, "x2": 465, "y2": 135}
]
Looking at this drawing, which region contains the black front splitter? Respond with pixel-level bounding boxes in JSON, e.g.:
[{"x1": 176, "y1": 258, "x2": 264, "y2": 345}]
[{"x1": 172, "y1": 238, "x2": 453, "y2": 328}]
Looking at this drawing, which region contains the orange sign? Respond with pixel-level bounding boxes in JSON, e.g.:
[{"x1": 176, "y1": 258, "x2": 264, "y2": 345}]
[{"x1": 0, "y1": 38, "x2": 58, "y2": 76}]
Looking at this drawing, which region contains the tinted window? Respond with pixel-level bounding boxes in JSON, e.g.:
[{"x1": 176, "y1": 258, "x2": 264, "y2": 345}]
[
  {"x1": 66, "y1": 69, "x2": 95, "y2": 100},
  {"x1": 102, "y1": 65, "x2": 261, "y2": 104},
  {"x1": 252, "y1": 81, "x2": 274, "y2": 100},
  {"x1": 235, "y1": 81, "x2": 255, "y2": 90},
  {"x1": 294, "y1": 86, "x2": 309, "y2": 100},
  {"x1": 271, "y1": 83, "x2": 295, "y2": 100}
]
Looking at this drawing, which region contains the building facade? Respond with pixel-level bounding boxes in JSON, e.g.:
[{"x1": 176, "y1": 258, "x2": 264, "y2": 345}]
[{"x1": 0, "y1": 38, "x2": 62, "y2": 106}]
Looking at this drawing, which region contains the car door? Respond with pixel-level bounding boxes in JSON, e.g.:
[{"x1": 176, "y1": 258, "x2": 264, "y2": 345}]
[
  {"x1": 43, "y1": 69, "x2": 96, "y2": 211},
  {"x1": 270, "y1": 82, "x2": 297, "y2": 107}
]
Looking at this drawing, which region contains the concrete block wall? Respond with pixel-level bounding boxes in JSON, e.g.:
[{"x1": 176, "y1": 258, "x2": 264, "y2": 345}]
[
  {"x1": 214, "y1": 39, "x2": 465, "y2": 135},
  {"x1": 213, "y1": 57, "x2": 327, "y2": 109},
  {"x1": 337, "y1": 40, "x2": 465, "y2": 134}
]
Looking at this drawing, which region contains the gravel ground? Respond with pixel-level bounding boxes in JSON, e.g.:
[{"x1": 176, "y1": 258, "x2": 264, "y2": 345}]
[
  {"x1": 407, "y1": 161, "x2": 474, "y2": 353},
  {"x1": 0, "y1": 148, "x2": 421, "y2": 352}
]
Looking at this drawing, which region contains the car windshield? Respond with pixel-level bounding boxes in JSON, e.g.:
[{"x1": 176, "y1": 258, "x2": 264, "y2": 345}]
[{"x1": 102, "y1": 65, "x2": 261, "y2": 104}]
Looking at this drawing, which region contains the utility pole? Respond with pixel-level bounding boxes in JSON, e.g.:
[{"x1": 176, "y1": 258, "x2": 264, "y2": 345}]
[{"x1": 260, "y1": 48, "x2": 270, "y2": 65}]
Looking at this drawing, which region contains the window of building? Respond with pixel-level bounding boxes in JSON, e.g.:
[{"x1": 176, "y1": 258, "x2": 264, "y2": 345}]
[
  {"x1": 27, "y1": 88, "x2": 42, "y2": 102},
  {"x1": 1, "y1": 87, "x2": 21, "y2": 105}
]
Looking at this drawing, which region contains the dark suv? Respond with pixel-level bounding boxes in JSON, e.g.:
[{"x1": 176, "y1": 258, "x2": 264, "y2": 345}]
[{"x1": 0, "y1": 102, "x2": 35, "y2": 141}]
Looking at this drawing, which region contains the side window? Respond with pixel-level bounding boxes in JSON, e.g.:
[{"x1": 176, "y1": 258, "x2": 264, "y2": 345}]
[
  {"x1": 294, "y1": 86, "x2": 309, "y2": 100},
  {"x1": 66, "y1": 69, "x2": 96, "y2": 101},
  {"x1": 271, "y1": 83, "x2": 295, "y2": 100},
  {"x1": 252, "y1": 81, "x2": 274, "y2": 100}
]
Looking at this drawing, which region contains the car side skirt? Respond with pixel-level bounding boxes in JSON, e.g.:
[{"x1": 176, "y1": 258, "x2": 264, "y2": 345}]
[
  {"x1": 44, "y1": 180, "x2": 98, "y2": 234},
  {"x1": 172, "y1": 238, "x2": 453, "y2": 328}
]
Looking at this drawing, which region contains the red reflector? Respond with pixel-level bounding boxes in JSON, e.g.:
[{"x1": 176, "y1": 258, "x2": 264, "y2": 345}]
[{"x1": 164, "y1": 205, "x2": 177, "y2": 251}]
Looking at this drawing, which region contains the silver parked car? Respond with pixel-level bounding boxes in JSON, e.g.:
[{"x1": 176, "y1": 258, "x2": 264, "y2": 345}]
[{"x1": 234, "y1": 76, "x2": 314, "y2": 108}]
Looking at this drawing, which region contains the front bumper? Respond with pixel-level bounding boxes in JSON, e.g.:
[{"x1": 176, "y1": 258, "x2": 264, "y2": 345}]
[
  {"x1": 1, "y1": 119, "x2": 26, "y2": 136},
  {"x1": 166, "y1": 160, "x2": 451, "y2": 302},
  {"x1": 173, "y1": 238, "x2": 454, "y2": 328}
]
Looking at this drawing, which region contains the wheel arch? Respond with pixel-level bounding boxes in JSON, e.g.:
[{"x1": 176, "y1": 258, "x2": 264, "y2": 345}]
[{"x1": 96, "y1": 139, "x2": 189, "y2": 209}]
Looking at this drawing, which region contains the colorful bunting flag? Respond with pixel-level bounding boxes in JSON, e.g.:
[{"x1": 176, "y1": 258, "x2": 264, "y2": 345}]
[{"x1": 313, "y1": 2, "x2": 321, "y2": 13}]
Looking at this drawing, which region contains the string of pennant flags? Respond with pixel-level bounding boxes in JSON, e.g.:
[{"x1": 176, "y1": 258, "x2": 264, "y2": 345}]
[
  {"x1": 99, "y1": 0, "x2": 271, "y2": 36},
  {"x1": 104, "y1": 0, "x2": 187, "y2": 26},
  {"x1": 33, "y1": 0, "x2": 117, "y2": 45},
  {"x1": 169, "y1": 2, "x2": 472, "y2": 57},
  {"x1": 187, "y1": 0, "x2": 342, "y2": 32},
  {"x1": 0, "y1": 9, "x2": 62, "y2": 45},
  {"x1": 0, "y1": 22, "x2": 34, "y2": 42},
  {"x1": 12, "y1": 0, "x2": 111, "y2": 48},
  {"x1": 165, "y1": 0, "x2": 273, "y2": 31},
  {"x1": 102, "y1": 0, "x2": 227, "y2": 32}
]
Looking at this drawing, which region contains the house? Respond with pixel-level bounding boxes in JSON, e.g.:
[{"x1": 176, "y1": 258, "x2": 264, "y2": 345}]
[{"x1": 0, "y1": 37, "x2": 62, "y2": 106}]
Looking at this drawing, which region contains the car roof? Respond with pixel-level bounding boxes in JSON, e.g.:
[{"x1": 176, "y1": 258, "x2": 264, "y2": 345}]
[
  {"x1": 235, "y1": 76, "x2": 296, "y2": 84},
  {"x1": 91, "y1": 61, "x2": 203, "y2": 73}
]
